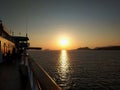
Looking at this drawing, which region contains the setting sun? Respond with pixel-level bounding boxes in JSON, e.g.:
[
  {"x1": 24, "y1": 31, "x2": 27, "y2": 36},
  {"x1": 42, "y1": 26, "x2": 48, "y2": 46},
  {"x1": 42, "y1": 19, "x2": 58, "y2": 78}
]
[
  {"x1": 55, "y1": 34, "x2": 75, "y2": 50},
  {"x1": 60, "y1": 39, "x2": 68, "y2": 46},
  {"x1": 59, "y1": 37, "x2": 69, "y2": 49}
]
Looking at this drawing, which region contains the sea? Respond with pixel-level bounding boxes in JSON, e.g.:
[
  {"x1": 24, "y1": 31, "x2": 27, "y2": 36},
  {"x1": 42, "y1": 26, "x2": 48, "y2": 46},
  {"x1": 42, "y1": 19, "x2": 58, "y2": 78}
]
[{"x1": 28, "y1": 50, "x2": 120, "y2": 90}]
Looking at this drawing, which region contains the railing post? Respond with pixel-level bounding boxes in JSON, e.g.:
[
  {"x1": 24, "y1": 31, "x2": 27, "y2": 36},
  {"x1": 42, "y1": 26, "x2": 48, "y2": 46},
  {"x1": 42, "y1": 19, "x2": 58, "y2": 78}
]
[
  {"x1": 33, "y1": 78, "x2": 39, "y2": 90},
  {"x1": 26, "y1": 52, "x2": 39, "y2": 90},
  {"x1": 26, "y1": 54, "x2": 34, "y2": 90}
]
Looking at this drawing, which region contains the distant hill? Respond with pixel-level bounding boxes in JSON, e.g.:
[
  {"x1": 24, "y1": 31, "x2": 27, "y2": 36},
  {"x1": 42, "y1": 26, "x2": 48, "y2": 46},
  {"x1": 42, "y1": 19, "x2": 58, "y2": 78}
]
[
  {"x1": 77, "y1": 47, "x2": 91, "y2": 50},
  {"x1": 77, "y1": 46, "x2": 120, "y2": 50},
  {"x1": 27, "y1": 47, "x2": 42, "y2": 50},
  {"x1": 94, "y1": 46, "x2": 120, "y2": 50}
]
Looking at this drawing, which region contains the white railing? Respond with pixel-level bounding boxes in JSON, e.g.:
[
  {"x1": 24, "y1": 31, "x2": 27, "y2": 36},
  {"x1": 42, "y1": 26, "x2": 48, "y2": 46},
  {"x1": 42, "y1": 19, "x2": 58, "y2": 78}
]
[{"x1": 21, "y1": 52, "x2": 61, "y2": 90}]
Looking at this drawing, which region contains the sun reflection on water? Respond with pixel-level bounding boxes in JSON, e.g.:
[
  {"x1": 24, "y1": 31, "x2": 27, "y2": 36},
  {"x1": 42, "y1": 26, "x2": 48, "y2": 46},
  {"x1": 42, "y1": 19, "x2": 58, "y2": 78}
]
[
  {"x1": 60, "y1": 50, "x2": 68, "y2": 73},
  {"x1": 57, "y1": 50, "x2": 70, "y2": 84}
]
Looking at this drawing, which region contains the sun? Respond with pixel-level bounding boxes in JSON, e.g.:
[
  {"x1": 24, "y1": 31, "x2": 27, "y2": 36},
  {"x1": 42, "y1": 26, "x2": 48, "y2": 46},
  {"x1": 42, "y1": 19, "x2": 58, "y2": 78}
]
[
  {"x1": 60, "y1": 38, "x2": 68, "y2": 46},
  {"x1": 56, "y1": 35, "x2": 71, "y2": 50}
]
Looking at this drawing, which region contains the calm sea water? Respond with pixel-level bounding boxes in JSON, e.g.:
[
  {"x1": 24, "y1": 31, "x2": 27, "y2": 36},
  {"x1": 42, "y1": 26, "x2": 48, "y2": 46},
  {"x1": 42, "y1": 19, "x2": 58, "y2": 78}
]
[{"x1": 28, "y1": 50, "x2": 120, "y2": 90}]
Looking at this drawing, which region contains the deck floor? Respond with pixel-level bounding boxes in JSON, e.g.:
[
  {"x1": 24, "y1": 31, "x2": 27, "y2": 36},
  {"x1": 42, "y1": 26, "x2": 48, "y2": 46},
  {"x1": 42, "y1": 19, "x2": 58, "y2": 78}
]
[{"x1": 0, "y1": 62, "x2": 27, "y2": 90}]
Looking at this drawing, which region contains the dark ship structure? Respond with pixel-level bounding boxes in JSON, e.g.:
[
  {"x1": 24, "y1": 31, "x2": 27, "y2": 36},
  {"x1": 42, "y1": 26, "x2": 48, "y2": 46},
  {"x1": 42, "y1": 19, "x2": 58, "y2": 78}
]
[{"x1": 0, "y1": 20, "x2": 29, "y2": 63}]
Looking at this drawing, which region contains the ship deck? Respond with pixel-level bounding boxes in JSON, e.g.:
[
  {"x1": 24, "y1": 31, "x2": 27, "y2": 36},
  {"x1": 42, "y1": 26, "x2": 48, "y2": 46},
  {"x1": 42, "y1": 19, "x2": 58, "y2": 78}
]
[{"x1": 0, "y1": 62, "x2": 30, "y2": 90}]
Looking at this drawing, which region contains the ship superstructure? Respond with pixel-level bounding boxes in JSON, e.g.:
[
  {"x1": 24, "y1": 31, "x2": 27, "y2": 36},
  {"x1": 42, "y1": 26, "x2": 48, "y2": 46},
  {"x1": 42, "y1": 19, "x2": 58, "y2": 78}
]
[{"x1": 0, "y1": 20, "x2": 29, "y2": 63}]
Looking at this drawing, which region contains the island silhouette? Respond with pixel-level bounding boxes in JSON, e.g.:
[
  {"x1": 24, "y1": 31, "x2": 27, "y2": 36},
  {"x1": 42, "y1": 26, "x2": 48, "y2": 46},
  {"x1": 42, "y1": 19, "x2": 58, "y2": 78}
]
[{"x1": 77, "y1": 46, "x2": 120, "y2": 50}]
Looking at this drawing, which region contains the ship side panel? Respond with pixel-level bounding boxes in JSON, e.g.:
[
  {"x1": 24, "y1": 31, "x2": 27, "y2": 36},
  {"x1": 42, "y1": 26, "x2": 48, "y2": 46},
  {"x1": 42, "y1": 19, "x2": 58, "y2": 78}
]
[{"x1": 0, "y1": 36, "x2": 15, "y2": 62}]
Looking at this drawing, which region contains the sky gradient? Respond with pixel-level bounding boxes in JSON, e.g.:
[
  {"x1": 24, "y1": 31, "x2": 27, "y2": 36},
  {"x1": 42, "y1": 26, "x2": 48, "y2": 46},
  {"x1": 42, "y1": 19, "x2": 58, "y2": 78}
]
[{"x1": 0, "y1": 0, "x2": 120, "y2": 50}]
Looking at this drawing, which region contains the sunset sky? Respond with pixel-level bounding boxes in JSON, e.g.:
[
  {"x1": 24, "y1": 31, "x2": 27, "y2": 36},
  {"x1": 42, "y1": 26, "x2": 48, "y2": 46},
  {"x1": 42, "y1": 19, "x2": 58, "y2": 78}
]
[{"x1": 0, "y1": 0, "x2": 120, "y2": 50}]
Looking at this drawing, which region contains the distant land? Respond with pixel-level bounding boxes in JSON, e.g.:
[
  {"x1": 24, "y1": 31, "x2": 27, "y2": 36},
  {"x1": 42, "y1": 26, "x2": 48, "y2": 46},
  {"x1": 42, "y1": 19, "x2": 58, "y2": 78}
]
[
  {"x1": 94, "y1": 46, "x2": 120, "y2": 50},
  {"x1": 27, "y1": 47, "x2": 42, "y2": 50},
  {"x1": 77, "y1": 47, "x2": 91, "y2": 50},
  {"x1": 77, "y1": 46, "x2": 120, "y2": 50}
]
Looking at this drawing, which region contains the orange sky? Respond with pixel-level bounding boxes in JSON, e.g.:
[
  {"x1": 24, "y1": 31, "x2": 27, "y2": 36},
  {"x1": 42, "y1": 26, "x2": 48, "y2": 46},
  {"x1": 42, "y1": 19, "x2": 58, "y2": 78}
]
[{"x1": 1, "y1": 0, "x2": 120, "y2": 50}]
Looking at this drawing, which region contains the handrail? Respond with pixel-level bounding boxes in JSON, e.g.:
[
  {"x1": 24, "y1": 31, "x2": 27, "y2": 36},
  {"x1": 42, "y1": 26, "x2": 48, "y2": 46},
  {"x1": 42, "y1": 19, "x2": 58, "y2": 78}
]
[{"x1": 27, "y1": 56, "x2": 62, "y2": 90}]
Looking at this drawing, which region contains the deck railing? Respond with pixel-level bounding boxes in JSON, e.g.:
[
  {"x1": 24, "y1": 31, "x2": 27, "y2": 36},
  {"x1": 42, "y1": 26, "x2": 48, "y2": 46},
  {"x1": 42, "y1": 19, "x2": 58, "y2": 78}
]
[{"x1": 21, "y1": 53, "x2": 62, "y2": 90}]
